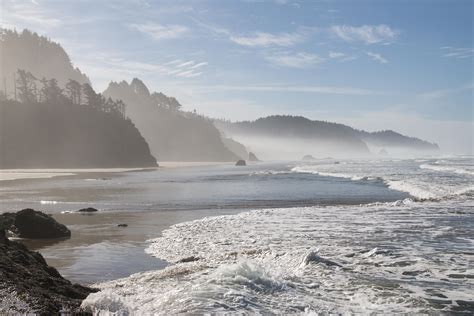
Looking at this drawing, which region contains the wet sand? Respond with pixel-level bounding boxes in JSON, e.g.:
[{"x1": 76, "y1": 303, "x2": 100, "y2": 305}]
[
  {"x1": 19, "y1": 208, "x2": 243, "y2": 285},
  {"x1": 0, "y1": 162, "x2": 234, "y2": 181},
  {"x1": 1, "y1": 163, "x2": 239, "y2": 284}
]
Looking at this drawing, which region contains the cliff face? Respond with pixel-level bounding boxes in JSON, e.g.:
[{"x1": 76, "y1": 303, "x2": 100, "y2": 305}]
[
  {"x1": 0, "y1": 100, "x2": 157, "y2": 168},
  {"x1": 0, "y1": 29, "x2": 90, "y2": 89},
  {"x1": 104, "y1": 79, "x2": 240, "y2": 162}
]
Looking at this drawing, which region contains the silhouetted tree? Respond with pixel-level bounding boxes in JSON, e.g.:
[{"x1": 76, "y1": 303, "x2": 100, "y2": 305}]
[
  {"x1": 1, "y1": 28, "x2": 90, "y2": 88},
  {"x1": 82, "y1": 83, "x2": 101, "y2": 109},
  {"x1": 102, "y1": 97, "x2": 110, "y2": 112},
  {"x1": 40, "y1": 78, "x2": 63, "y2": 104},
  {"x1": 9, "y1": 71, "x2": 129, "y2": 122},
  {"x1": 116, "y1": 99, "x2": 126, "y2": 117},
  {"x1": 65, "y1": 79, "x2": 82, "y2": 105},
  {"x1": 151, "y1": 92, "x2": 182, "y2": 111},
  {"x1": 16, "y1": 69, "x2": 37, "y2": 103},
  {"x1": 38, "y1": 77, "x2": 48, "y2": 102}
]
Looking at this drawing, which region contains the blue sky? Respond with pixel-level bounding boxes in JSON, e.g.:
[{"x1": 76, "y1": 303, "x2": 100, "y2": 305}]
[{"x1": 2, "y1": 0, "x2": 473, "y2": 153}]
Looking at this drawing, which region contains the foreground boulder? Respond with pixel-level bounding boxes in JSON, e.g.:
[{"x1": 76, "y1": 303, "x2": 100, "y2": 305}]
[
  {"x1": 2, "y1": 209, "x2": 71, "y2": 239},
  {"x1": 235, "y1": 160, "x2": 246, "y2": 166},
  {"x1": 0, "y1": 229, "x2": 96, "y2": 314}
]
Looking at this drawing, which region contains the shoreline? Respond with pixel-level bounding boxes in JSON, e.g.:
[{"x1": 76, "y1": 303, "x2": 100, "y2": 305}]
[
  {"x1": 21, "y1": 207, "x2": 246, "y2": 285},
  {"x1": 0, "y1": 161, "x2": 240, "y2": 182}
]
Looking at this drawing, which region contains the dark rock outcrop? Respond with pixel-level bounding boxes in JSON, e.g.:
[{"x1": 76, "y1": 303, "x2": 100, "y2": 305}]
[
  {"x1": 2, "y1": 209, "x2": 70, "y2": 239},
  {"x1": 235, "y1": 160, "x2": 246, "y2": 166},
  {"x1": 249, "y1": 152, "x2": 260, "y2": 162},
  {"x1": 77, "y1": 207, "x2": 98, "y2": 213},
  {"x1": 117, "y1": 224, "x2": 128, "y2": 227},
  {"x1": 0, "y1": 229, "x2": 96, "y2": 314},
  {"x1": 177, "y1": 256, "x2": 200, "y2": 263}
]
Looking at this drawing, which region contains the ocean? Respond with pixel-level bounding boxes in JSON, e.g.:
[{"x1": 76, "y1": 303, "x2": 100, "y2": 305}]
[{"x1": 1, "y1": 157, "x2": 473, "y2": 313}]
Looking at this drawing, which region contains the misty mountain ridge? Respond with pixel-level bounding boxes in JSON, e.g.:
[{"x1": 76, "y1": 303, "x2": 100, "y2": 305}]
[
  {"x1": 0, "y1": 29, "x2": 90, "y2": 93},
  {"x1": 0, "y1": 28, "x2": 440, "y2": 164},
  {"x1": 104, "y1": 78, "x2": 244, "y2": 161},
  {"x1": 215, "y1": 115, "x2": 439, "y2": 160}
]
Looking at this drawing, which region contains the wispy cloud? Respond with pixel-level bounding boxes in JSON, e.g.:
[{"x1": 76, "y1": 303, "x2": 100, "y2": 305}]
[
  {"x1": 176, "y1": 61, "x2": 195, "y2": 68},
  {"x1": 330, "y1": 24, "x2": 398, "y2": 44},
  {"x1": 230, "y1": 31, "x2": 306, "y2": 47},
  {"x1": 328, "y1": 51, "x2": 357, "y2": 62},
  {"x1": 0, "y1": 0, "x2": 62, "y2": 31},
  {"x1": 367, "y1": 51, "x2": 388, "y2": 64},
  {"x1": 190, "y1": 62, "x2": 208, "y2": 69},
  {"x1": 174, "y1": 70, "x2": 202, "y2": 78},
  {"x1": 128, "y1": 22, "x2": 188, "y2": 41},
  {"x1": 76, "y1": 52, "x2": 207, "y2": 87},
  {"x1": 329, "y1": 51, "x2": 345, "y2": 59},
  {"x1": 199, "y1": 84, "x2": 384, "y2": 96},
  {"x1": 418, "y1": 83, "x2": 474, "y2": 100},
  {"x1": 441, "y1": 46, "x2": 474, "y2": 59},
  {"x1": 265, "y1": 52, "x2": 325, "y2": 68}
]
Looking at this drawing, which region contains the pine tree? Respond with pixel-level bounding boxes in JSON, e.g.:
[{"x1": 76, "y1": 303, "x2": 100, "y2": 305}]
[{"x1": 16, "y1": 69, "x2": 37, "y2": 103}]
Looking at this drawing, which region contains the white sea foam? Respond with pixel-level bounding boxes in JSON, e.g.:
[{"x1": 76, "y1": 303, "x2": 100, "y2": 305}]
[
  {"x1": 250, "y1": 170, "x2": 291, "y2": 176},
  {"x1": 82, "y1": 158, "x2": 474, "y2": 314},
  {"x1": 290, "y1": 158, "x2": 473, "y2": 201},
  {"x1": 40, "y1": 200, "x2": 59, "y2": 205},
  {"x1": 420, "y1": 163, "x2": 474, "y2": 176},
  {"x1": 82, "y1": 199, "x2": 474, "y2": 314}
]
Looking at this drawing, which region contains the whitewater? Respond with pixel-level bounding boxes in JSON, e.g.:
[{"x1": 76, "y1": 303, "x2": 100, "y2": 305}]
[{"x1": 82, "y1": 157, "x2": 473, "y2": 314}]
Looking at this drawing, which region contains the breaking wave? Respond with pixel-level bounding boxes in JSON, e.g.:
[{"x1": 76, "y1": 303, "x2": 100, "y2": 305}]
[
  {"x1": 83, "y1": 199, "x2": 474, "y2": 314},
  {"x1": 290, "y1": 158, "x2": 473, "y2": 201},
  {"x1": 420, "y1": 163, "x2": 474, "y2": 176},
  {"x1": 81, "y1": 157, "x2": 474, "y2": 314}
]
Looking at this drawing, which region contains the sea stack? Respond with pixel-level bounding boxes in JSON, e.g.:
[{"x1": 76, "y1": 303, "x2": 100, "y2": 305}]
[{"x1": 235, "y1": 160, "x2": 246, "y2": 166}]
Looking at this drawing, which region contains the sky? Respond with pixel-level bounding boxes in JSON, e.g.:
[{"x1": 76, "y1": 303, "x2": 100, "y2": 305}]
[{"x1": 1, "y1": 0, "x2": 473, "y2": 153}]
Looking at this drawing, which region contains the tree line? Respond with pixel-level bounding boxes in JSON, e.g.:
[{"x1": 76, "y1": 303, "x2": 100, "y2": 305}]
[{"x1": 2, "y1": 69, "x2": 126, "y2": 118}]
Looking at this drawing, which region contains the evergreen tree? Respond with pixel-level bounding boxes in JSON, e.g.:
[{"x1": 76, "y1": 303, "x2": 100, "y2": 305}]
[
  {"x1": 82, "y1": 83, "x2": 100, "y2": 109},
  {"x1": 40, "y1": 78, "x2": 63, "y2": 104},
  {"x1": 65, "y1": 79, "x2": 82, "y2": 105},
  {"x1": 16, "y1": 69, "x2": 37, "y2": 103}
]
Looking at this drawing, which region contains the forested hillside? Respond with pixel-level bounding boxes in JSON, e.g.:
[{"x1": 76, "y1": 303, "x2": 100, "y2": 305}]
[
  {"x1": 0, "y1": 29, "x2": 90, "y2": 92},
  {"x1": 215, "y1": 115, "x2": 439, "y2": 159},
  {"x1": 104, "y1": 79, "x2": 242, "y2": 161},
  {"x1": 0, "y1": 71, "x2": 157, "y2": 168}
]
